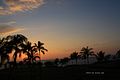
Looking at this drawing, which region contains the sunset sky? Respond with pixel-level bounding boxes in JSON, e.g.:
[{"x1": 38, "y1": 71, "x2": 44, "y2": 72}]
[{"x1": 0, "y1": 0, "x2": 120, "y2": 60}]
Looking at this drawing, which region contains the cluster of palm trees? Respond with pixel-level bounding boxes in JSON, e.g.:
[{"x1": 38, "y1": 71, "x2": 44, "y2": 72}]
[
  {"x1": 70, "y1": 46, "x2": 120, "y2": 64},
  {"x1": 0, "y1": 34, "x2": 48, "y2": 68},
  {"x1": 53, "y1": 46, "x2": 94, "y2": 65},
  {"x1": 54, "y1": 46, "x2": 120, "y2": 66}
]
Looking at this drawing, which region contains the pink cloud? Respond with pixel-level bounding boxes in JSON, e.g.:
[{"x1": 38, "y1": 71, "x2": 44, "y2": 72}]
[{"x1": 0, "y1": 0, "x2": 44, "y2": 15}]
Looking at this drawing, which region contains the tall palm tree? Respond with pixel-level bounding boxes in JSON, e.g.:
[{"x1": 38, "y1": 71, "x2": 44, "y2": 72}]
[
  {"x1": 70, "y1": 51, "x2": 79, "y2": 64},
  {"x1": 22, "y1": 41, "x2": 33, "y2": 63},
  {"x1": 34, "y1": 41, "x2": 48, "y2": 62},
  {"x1": 22, "y1": 41, "x2": 46, "y2": 64},
  {"x1": 6, "y1": 34, "x2": 28, "y2": 65},
  {"x1": 80, "y1": 46, "x2": 94, "y2": 64}
]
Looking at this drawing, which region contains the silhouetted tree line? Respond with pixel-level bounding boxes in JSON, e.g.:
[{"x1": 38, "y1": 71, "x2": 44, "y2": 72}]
[
  {"x1": 0, "y1": 34, "x2": 120, "y2": 68},
  {"x1": 52, "y1": 46, "x2": 120, "y2": 67}
]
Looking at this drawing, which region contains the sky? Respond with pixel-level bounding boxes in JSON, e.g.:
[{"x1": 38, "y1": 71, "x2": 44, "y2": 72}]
[{"x1": 0, "y1": 0, "x2": 120, "y2": 60}]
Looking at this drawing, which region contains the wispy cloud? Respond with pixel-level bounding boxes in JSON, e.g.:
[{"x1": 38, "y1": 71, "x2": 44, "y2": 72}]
[
  {"x1": 7, "y1": 21, "x2": 16, "y2": 25},
  {"x1": 0, "y1": 24, "x2": 24, "y2": 35},
  {"x1": 0, "y1": 21, "x2": 16, "y2": 25},
  {"x1": 0, "y1": 0, "x2": 44, "y2": 15}
]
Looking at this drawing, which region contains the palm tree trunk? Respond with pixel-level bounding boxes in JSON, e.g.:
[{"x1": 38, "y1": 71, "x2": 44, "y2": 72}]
[
  {"x1": 14, "y1": 53, "x2": 17, "y2": 68},
  {"x1": 39, "y1": 51, "x2": 41, "y2": 62}
]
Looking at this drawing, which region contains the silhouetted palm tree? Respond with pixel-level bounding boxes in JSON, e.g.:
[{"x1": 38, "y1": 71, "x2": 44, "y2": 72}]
[
  {"x1": 34, "y1": 41, "x2": 48, "y2": 62},
  {"x1": 80, "y1": 46, "x2": 94, "y2": 64},
  {"x1": 6, "y1": 34, "x2": 28, "y2": 66},
  {"x1": 95, "y1": 51, "x2": 105, "y2": 62},
  {"x1": 70, "y1": 51, "x2": 79, "y2": 64},
  {"x1": 22, "y1": 41, "x2": 47, "y2": 64},
  {"x1": 22, "y1": 41, "x2": 34, "y2": 63},
  {"x1": 23, "y1": 41, "x2": 40, "y2": 63}
]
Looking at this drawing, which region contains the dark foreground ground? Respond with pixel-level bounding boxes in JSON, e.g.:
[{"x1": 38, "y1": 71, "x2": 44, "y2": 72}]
[{"x1": 0, "y1": 61, "x2": 120, "y2": 80}]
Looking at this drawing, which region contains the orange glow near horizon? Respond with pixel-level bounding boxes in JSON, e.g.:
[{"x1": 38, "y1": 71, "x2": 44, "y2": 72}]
[
  {"x1": 8, "y1": 35, "x2": 119, "y2": 61},
  {"x1": 2, "y1": 32, "x2": 120, "y2": 61},
  {"x1": 8, "y1": 45, "x2": 119, "y2": 62}
]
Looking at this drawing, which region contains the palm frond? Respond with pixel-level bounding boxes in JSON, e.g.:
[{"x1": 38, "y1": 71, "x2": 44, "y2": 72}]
[{"x1": 41, "y1": 50, "x2": 45, "y2": 54}]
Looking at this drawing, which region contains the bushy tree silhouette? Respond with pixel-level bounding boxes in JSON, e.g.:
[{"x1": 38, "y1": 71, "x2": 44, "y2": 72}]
[
  {"x1": 60, "y1": 57, "x2": 69, "y2": 66},
  {"x1": 104, "y1": 54, "x2": 111, "y2": 61},
  {"x1": 70, "y1": 51, "x2": 79, "y2": 64},
  {"x1": 54, "y1": 58, "x2": 60, "y2": 66}
]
